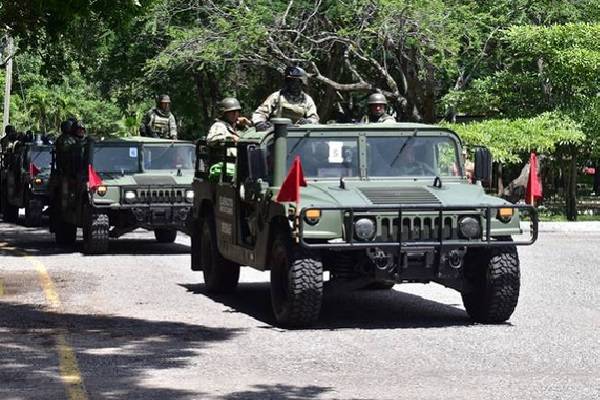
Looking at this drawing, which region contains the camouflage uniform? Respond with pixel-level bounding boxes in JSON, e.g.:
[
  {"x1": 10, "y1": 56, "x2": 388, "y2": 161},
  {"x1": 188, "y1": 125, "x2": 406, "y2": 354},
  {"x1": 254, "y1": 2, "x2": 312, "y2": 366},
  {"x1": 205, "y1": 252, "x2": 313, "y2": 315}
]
[
  {"x1": 360, "y1": 114, "x2": 396, "y2": 124},
  {"x1": 140, "y1": 108, "x2": 178, "y2": 139},
  {"x1": 207, "y1": 118, "x2": 239, "y2": 157},
  {"x1": 252, "y1": 90, "x2": 319, "y2": 125}
]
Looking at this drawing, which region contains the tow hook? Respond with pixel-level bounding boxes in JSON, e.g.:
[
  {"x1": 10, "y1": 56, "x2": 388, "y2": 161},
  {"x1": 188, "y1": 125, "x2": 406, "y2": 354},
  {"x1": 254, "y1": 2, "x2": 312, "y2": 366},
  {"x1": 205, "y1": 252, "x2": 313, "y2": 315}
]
[
  {"x1": 446, "y1": 248, "x2": 466, "y2": 270},
  {"x1": 366, "y1": 247, "x2": 394, "y2": 271}
]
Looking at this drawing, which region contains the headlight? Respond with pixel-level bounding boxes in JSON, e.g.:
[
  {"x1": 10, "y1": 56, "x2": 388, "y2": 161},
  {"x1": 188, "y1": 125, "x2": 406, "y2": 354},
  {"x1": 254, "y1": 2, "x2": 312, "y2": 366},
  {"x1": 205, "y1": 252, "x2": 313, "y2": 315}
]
[
  {"x1": 354, "y1": 218, "x2": 376, "y2": 241},
  {"x1": 304, "y1": 209, "x2": 321, "y2": 225},
  {"x1": 34, "y1": 178, "x2": 44, "y2": 185},
  {"x1": 96, "y1": 185, "x2": 108, "y2": 196},
  {"x1": 185, "y1": 190, "x2": 194, "y2": 202},
  {"x1": 497, "y1": 207, "x2": 514, "y2": 223},
  {"x1": 124, "y1": 190, "x2": 136, "y2": 202},
  {"x1": 459, "y1": 216, "x2": 481, "y2": 239}
]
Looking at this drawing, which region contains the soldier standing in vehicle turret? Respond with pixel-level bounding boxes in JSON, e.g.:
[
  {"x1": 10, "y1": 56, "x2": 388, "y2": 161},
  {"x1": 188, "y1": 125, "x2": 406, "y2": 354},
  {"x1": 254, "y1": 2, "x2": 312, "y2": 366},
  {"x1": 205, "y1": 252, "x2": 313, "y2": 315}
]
[
  {"x1": 140, "y1": 94, "x2": 178, "y2": 139},
  {"x1": 252, "y1": 66, "x2": 319, "y2": 131},
  {"x1": 361, "y1": 93, "x2": 395, "y2": 124},
  {"x1": 55, "y1": 118, "x2": 86, "y2": 176},
  {"x1": 207, "y1": 97, "x2": 252, "y2": 147}
]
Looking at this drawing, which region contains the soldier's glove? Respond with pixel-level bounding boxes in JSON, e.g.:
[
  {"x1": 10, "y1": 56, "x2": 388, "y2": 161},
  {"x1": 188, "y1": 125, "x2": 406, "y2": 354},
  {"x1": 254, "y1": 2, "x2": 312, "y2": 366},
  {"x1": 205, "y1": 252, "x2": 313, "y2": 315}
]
[
  {"x1": 296, "y1": 118, "x2": 312, "y2": 125},
  {"x1": 255, "y1": 121, "x2": 272, "y2": 132},
  {"x1": 236, "y1": 116, "x2": 253, "y2": 129}
]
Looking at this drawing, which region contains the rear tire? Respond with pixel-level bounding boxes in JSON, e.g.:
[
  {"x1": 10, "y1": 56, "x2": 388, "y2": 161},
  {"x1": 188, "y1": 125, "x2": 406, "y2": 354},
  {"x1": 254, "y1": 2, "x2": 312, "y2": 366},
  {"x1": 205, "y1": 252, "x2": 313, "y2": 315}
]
[
  {"x1": 82, "y1": 213, "x2": 109, "y2": 254},
  {"x1": 462, "y1": 242, "x2": 520, "y2": 323},
  {"x1": 200, "y1": 218, "x2": 240, "y2": 293},
  {"x1": 154, "y1": 228, "x2": 177, "y2": 243},
  {"x1": 25, "y1": 199, "x2": 43, "y2": 227},
  {"x1": 270, "y1": 232, "x2": 323, "y2": 328}
]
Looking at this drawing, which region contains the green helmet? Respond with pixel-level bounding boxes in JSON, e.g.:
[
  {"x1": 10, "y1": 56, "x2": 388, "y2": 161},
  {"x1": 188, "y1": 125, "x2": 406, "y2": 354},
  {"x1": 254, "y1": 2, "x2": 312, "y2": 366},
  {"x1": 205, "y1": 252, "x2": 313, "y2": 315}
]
[
  {"x1": 367, "y1": 93, "x2": 387, "y2": 105},
  {"x1": 158, "y1": 94, "x2": 171, "y2": 103},
  {"x1": 220, "y1": 97, "x2": 242, "y2": 114}
]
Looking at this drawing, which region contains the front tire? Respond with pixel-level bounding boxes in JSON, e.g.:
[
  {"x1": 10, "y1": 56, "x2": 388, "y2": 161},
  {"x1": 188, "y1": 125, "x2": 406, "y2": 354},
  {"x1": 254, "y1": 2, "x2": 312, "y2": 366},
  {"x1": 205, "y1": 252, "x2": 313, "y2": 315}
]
[
  {"x1": 200, "y1": 218, "x2": 240, "y2": 293},
  {"x1": 270, "y1": 232, "x2": 323, "y2": 328},
  {"x1": 461, "y1": 242, "x2": 520, "y2": 323},
  {"x1": 154, "y1": 228, "x2": 177, "y2": 243},
  {"x1": 82, "y1": 213, "x2": 109, "y2": 254}
]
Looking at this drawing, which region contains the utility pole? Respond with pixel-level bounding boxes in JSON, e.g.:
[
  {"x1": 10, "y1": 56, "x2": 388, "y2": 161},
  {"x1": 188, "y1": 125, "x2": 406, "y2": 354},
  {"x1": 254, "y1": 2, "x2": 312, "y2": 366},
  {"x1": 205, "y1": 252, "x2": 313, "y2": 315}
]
[{"x1": 2, "y1": 34, "x2": 13, "y2": 133}]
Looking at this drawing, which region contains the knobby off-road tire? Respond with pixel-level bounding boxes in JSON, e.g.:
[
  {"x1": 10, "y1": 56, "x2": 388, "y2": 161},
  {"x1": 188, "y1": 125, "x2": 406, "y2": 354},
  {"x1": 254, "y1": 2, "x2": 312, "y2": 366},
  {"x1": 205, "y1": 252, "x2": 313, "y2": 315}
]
[
  {"x1": 82, "y1": 213, "x2": 109, "y2": 254},
  {"x1": 270, "y1": 233, "x2": 323, "y2": 328},
  {"x1": 25, "y1": 199, "x2": 43, "y2": 227},
  {"x1": 200, "y1": 218, "x2": 240, "y2": 293},
  {"x1": 190, "y1": 219, "x2": 202, "y2": 271},
  {"x1": 154, "y1": 228, "x2": 177, "y2": 243},
  {"x1": 461, "y1": 242, "x2": 520, "y2": 323}
]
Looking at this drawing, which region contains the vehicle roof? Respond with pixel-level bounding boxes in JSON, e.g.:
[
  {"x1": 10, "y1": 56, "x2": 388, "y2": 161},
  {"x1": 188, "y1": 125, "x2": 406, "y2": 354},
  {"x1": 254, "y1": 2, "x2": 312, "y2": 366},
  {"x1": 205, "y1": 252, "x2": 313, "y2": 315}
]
[
  {"x1": 288, "y1": 122, "x2": 444, "y2": 131},
  {"x1": 92, "y1": 136, "x2": 194, "y2": 145}
]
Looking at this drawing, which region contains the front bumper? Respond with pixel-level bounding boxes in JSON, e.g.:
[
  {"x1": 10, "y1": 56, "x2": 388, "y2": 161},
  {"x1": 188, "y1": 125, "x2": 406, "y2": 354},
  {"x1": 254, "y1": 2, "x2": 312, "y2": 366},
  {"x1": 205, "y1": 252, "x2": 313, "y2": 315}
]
[{"x1": 298, "y1": 203, "x2": 538, "y2": 249}]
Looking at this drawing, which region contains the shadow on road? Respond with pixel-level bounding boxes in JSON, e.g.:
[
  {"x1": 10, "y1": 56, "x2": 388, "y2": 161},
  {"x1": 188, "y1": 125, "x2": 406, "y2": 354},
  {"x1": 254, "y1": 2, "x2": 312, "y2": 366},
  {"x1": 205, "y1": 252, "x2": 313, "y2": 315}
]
[
  {"x1": 218, "y1": 384, "x2": 369, "y2": 400},
  {"x1": 0, "y1": 301, "x2": 242, "y2": 400},
  {"x1": 180, "y1": 282, "x2": 472, "y2": 330},
  {"x1": 0, "y1": 223, "x2": 190, "y2": 256}
]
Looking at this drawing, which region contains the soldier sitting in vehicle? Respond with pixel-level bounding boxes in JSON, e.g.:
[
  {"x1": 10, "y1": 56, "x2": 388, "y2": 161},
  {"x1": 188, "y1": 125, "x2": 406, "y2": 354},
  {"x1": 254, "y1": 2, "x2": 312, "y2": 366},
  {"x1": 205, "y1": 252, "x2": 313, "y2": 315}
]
[
  {"x1": 140, "y1": 94, "x2": 178, "y2": 139},
  {"x1": 207, "y1": 97, "x2": 252, "y2": 181},
  {"x1": 360, "y1": 93, "x2": 395, "y2": 124},
  {"x1": 252, "y1": 66, "x2": 319, "y2": 131},
  {"x1": 1, "y1": 125, "x2": 18, "y2": 152}
]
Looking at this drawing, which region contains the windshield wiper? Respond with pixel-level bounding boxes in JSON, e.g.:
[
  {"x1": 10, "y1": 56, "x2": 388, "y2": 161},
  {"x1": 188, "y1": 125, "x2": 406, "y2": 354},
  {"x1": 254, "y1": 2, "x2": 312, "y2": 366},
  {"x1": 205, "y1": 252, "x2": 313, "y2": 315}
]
[
  {"x1": 390, "y1": 129, "x2": 418, "y2": 168},
  {"x1": 288, "y1": 132, "x2": 310, "y2": 156}
]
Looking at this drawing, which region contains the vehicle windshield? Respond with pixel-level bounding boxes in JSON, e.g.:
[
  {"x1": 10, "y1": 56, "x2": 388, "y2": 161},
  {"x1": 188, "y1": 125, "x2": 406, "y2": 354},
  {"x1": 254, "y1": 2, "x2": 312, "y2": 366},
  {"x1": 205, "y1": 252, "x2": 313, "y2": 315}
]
[
  {"x1": 92, "y1": 145, "x2": 141, "y2": 173},
  {"x1": 367, "y1": 136, "x2": 462, "y2": 177},
  {"x1": 29, "y1": 148, "x2": 52, "y2": 170},
  {"x1": 143, "y1": 144, "x2": 195, "y2": 170},
  {"x1": 287, "y1": 137, "x2": 359, "y2": 178}
]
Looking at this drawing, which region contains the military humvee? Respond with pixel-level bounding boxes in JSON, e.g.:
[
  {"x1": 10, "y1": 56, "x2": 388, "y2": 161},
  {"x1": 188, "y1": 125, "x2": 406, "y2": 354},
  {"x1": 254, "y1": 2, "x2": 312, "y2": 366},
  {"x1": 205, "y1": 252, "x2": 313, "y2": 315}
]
[
  {"x1": 49, "y1": 136, "x2": 195, "y2": 253},
  {"x1": 0, "y1": 141, "x2": 52, "y2": 226},
  {"x1": 190, "y1": 119, "x2": 538, "y2": 328}
]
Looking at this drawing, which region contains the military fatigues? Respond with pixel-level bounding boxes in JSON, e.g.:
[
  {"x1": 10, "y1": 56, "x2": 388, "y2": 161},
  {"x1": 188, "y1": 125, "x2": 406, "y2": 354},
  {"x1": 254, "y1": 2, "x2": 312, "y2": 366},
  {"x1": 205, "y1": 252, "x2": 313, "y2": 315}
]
[
  {"x1": 207, "y1": 119, "x2": 239, "y2": 157},
  {"x1": 55, "y1": 133, "x2": 84, "y2": 176},
  {"x1": 140, "y1": 108, "x2": 178, "y2": 139},
  {"x1": 360, "y1": 114, "x2": 396, "y2": 124},
  {"x1": 252, "y1": 90, "x2": 319, "y2": 125}
]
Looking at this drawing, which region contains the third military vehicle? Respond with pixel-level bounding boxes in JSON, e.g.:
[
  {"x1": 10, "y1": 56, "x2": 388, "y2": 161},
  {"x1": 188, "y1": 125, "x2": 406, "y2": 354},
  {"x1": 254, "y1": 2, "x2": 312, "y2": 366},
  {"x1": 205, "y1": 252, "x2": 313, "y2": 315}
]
[
  {"x1": 49, "y1": 137, "x2": 195, "y2": 253},
  {"x1": 1, "y1": 139, "x2": 52, "y2": 226},
  {"x1": 190, "y1": 120, "x2": 538, "y2": 327}
]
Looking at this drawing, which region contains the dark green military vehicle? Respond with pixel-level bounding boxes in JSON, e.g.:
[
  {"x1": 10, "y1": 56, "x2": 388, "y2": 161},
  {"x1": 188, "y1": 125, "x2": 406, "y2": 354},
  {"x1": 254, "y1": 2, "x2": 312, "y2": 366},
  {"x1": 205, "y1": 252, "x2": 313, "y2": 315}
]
[
  {"x1": 190, "y1": 119, "x2": 538, "y2": 327},
  {"x1": 1, "y1": 140, "x2": 52, "y2": 226},
  {"x1": 49, "y1": 136, "x2": 195, "y2": 253}
]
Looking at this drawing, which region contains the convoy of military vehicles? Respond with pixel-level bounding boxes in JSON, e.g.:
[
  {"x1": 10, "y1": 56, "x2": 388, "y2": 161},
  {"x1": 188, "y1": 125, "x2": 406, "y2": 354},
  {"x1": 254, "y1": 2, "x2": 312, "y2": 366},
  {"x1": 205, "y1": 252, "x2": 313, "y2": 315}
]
[{"x1": 0, "y1": 120, "x2": 538, "y2": 327}]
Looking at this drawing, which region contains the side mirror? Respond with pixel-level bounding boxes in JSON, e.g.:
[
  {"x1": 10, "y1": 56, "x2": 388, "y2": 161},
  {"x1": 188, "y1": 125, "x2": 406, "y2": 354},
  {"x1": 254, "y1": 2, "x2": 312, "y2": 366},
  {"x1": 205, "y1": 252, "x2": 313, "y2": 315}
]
[
  {"x1": 247, "y1": 145, "x2": 267, "y2": 181},
  {"x1": 473, "y1": 146, "x2": 492, "y2": 185}
]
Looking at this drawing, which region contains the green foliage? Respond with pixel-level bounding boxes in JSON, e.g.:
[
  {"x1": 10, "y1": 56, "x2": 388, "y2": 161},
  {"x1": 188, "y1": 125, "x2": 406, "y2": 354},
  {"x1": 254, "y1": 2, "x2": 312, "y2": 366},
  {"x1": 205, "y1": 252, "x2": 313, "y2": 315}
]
[{"x1": 444, "y1": 112, "x2": 585, "y2": 163}]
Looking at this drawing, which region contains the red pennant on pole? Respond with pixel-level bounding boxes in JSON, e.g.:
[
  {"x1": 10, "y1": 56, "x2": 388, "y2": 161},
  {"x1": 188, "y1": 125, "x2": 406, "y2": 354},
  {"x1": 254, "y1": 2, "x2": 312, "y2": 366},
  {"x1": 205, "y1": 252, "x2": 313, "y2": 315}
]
[
  {"x1": 29, "y1": 162, "x2": 41, "y2": 177},
  {"x1": 276, "y1": 156, "x2": 307, "y2": 203},
  {"x1": 525, "y1": 152, "x2": 542, "y2": 205},
  {"x1": 88, "y1": 164, "x2": 104, "y2": 191}
]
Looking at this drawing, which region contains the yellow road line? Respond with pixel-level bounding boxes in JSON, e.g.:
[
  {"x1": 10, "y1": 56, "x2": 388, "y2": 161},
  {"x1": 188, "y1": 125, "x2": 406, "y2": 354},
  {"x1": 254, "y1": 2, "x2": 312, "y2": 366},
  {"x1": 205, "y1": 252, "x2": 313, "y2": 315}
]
[
  {"x1": 0, "y1": 277, "x2": 4, "y2": 296},
  {"x1": 0, "y1": 242, "x2": 88, "y2": 400}
]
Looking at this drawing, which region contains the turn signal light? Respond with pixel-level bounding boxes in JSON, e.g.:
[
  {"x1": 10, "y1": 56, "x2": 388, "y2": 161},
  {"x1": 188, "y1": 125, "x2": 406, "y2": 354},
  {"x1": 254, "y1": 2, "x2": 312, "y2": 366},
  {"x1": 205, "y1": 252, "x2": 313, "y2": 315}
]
[
  {"x1": 497, "y1": 207, "x2": 514, "y2": 223},
  {"x1": 304, "y1": 209, "x2": 321, "y2": 225},
  {"x1": 34, "y1": 178, "x2": 43, "y2": 185},
  {"x1": 96, "y1": 185, "x2": 108, "y2": 196}
]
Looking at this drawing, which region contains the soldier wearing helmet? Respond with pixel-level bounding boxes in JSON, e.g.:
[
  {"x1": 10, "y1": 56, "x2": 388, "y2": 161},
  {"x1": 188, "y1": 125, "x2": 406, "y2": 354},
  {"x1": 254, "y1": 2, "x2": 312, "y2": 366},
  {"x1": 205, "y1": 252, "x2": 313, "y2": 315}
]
[
  {"x1": 361, "y1": 93, "x2": 395, "y2": 124},
  {"x1": 140, "y1": 94, "x2": 178, "y2": 139},
  {"x1": 207, "y1": 97, "x2": 252, "y2": 155},
  {"x1": 55, "y1": 117, "x2": 87, "y2": 176},
  {"x1": 252, "y1": 66, "x2": 319, "y2": 131}
]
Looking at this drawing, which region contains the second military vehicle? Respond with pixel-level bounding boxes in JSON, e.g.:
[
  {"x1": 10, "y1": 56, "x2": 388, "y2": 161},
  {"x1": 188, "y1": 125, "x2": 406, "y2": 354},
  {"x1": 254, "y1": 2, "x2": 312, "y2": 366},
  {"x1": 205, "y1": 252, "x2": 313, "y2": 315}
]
[
  {"x1": 49, "y1": 136, "x2": 196, "y2": 253},
  {"x1": 1, "y1": 139, "x2": 52, "y2": 226},
  {"x1": 190, "y1": 119, "x2": 538, "y2": 328}
]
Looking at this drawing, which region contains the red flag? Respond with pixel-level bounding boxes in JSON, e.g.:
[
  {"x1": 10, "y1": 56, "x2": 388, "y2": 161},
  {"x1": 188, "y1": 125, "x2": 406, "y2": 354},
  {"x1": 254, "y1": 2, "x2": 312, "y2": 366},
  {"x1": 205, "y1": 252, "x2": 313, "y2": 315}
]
[
  {"x1": 29, "y1": 162, "x2": 41, "y2": 176},
  {"x1": 525, "y1": 152, "x2": 542, "y2": 205},
  {"x1": 88, "y1": 164, "x2": 104, "y2": 191},
  {"x1": 276, "y1": 156, "x2": 307, "y2": 203}
]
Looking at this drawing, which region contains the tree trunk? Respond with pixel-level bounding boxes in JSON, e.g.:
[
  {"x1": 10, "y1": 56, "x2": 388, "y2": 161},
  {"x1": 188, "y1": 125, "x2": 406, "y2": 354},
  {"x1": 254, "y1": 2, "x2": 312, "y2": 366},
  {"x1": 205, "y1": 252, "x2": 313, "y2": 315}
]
[{"x1": 565, "y1": 156, "x2": 577, "y2": 221}]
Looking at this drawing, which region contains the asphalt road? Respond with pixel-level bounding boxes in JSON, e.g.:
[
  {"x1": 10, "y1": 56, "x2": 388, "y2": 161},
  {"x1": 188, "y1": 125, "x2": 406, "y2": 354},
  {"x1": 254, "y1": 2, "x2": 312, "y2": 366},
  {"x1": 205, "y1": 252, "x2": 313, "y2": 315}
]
[{"x1": 0, "y1": 220, "x2": 599, "y2": 400}]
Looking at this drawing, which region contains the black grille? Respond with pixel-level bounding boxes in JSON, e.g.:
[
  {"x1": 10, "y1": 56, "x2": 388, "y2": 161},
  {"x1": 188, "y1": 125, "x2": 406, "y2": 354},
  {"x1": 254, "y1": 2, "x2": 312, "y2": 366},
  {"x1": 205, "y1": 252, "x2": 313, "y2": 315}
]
[
  {"x1": 128, "y1": 188, "x2": 185, "y2": 204},
  {"x1": 359, "y1": 187, "x2": 441, "y2": 205},
  {"x1": 379, "y1": 216, "x2": 456, "y2": 241}
]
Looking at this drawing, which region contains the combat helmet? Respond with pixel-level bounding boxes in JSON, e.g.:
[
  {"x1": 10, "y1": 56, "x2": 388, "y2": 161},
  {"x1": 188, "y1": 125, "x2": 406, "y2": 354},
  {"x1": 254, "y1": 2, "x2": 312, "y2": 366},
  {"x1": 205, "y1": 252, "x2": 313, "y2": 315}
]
[
  {"x1": 367, "y1": 93, "x2": 388, "y2": 105},
  {"x1": 220, "y1": 97, "x2": 242, "y2": 114}
]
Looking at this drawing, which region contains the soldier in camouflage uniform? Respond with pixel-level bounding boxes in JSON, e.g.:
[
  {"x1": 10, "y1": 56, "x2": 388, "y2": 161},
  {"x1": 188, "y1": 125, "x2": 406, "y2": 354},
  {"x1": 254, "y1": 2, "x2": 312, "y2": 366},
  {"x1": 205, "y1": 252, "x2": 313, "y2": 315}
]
[
  {"x1": 207, "y1": 97, "x2": 253, "y2": 157},
  {"x1": 0, "y1": 125, "x2": 17, "y2": 152},
  {"x1": 140, "y1": 94, "x2": 178, "y2": 139},
  {"x1": 361, "y1": 93, "x2": 395, "y2": 124},
  {"x1": 55, "y1": 118, "x2": 86, "y2": 176},
  {"x1": 252, "y1": 66, "x2": 319, "y2": 131}
]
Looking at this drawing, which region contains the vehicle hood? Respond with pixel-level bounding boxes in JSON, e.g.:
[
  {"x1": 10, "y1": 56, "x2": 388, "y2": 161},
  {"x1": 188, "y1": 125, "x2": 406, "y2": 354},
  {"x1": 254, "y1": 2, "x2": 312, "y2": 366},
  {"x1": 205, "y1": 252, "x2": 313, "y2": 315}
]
[
  {"x1": 298, "y1": 179, "x2": 509, "y2": 209},
  {"x1": 99, "y1": 170, "x2": 194, "y2": 186}
]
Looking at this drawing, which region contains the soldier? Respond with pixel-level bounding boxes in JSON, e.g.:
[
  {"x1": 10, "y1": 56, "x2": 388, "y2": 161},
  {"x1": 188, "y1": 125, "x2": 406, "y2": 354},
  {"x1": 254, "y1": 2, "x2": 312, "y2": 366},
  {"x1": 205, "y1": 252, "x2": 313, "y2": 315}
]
[
  {"x1": 207, "y1": 97, "x2": 252, "y2": 148},
  {"x1": 361, "y1": 93, "x2": 395, "y2": 124},
  {"x1": 55, "y1": 118, "x2": 86, "y2": 175},
  {"x1": 0, "y1": 125, "x2": 17, "y2": 151},
  {"x1": 252, "y1": 66, "x2": 319, "y2": 131},
  {"x1": 140, "y1": 94, "x2": 178, "y2": 139}
]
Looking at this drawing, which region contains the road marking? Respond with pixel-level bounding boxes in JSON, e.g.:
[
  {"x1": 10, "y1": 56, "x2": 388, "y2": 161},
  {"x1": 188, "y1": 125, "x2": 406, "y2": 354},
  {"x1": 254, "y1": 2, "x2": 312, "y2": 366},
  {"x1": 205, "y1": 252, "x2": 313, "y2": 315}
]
[
  {"x1": 0, "y1": 243, "x2": 88, "y2": 400},
  {"x1": 0, "y1": 277, "x2": 4, "y2": 296}
]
